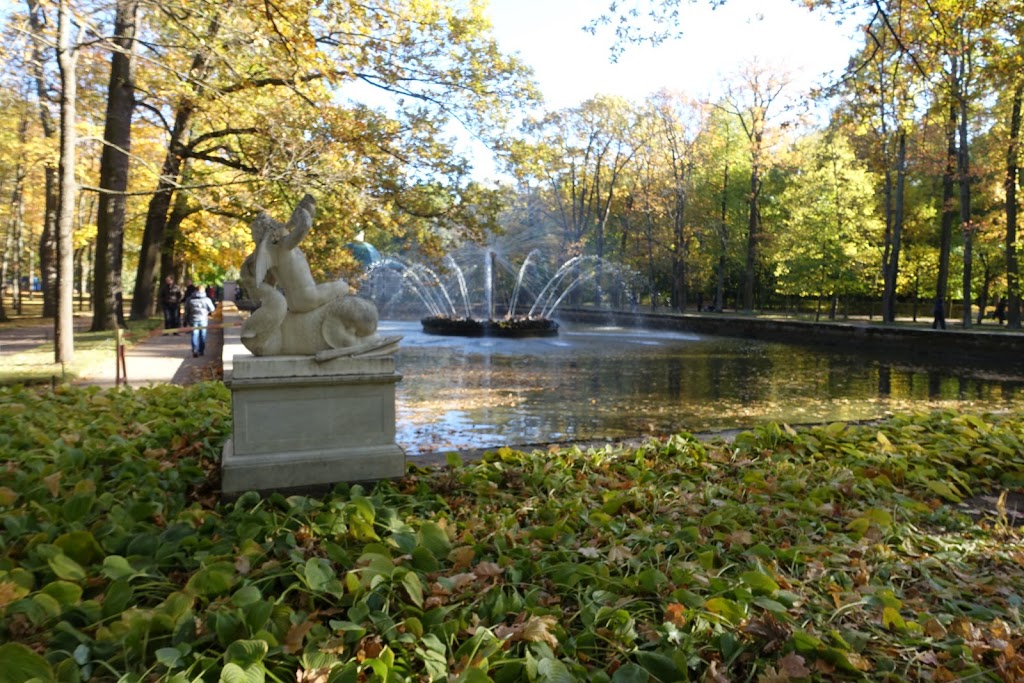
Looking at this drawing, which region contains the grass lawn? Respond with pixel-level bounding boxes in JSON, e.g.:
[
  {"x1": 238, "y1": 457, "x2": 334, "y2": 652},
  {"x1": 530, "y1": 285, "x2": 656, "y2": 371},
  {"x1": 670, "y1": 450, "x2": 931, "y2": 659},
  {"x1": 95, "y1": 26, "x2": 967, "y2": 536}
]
[{"x1": 0, "y1": 298, "x2": 162, "y2": 387}]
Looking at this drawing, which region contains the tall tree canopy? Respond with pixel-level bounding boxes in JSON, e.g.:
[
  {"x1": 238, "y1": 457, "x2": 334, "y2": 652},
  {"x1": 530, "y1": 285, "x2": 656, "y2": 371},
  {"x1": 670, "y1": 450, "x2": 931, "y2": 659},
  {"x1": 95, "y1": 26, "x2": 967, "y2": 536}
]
[
  {"x1": 4, "y1": 0, "x2": 1024, "y2": 332},
  {"x1": 1, "y1": 0, "x2": 539, "y2": 330}
]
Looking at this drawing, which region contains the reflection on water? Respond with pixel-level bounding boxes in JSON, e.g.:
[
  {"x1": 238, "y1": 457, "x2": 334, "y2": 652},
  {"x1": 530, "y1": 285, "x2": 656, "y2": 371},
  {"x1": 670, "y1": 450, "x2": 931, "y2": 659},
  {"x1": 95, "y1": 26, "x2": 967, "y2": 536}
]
[{"x1": 379, "y1": 320, "x2": 1024, "y2": 455}]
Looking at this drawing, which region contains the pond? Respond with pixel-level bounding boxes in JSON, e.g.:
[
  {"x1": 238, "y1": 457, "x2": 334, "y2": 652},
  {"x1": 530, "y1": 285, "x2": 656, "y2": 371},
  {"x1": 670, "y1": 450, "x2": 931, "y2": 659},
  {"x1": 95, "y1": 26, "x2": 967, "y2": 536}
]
[{"x1": 380, "y1": 319, "x2": 1024, "y2": 456}]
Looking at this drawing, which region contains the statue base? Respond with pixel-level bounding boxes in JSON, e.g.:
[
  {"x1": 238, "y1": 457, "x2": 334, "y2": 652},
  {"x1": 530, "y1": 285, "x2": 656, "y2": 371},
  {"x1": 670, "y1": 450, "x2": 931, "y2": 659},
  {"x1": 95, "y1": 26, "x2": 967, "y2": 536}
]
[{"x1": 221, "y1": 353, "x2": 405, "y2": 496}]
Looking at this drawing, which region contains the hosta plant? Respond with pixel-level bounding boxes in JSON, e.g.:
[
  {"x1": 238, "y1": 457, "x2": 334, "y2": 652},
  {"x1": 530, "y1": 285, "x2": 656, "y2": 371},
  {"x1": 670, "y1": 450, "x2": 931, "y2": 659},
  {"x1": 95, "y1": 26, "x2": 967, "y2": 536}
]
[{"x1": 2, "y1": 383, "x2": 1024, "y2": 682}]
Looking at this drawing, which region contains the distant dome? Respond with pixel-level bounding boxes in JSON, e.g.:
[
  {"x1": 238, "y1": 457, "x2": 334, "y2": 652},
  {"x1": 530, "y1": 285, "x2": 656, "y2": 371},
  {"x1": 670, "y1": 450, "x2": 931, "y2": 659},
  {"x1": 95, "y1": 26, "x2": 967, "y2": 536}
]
[{"x1": 345, "y1": 240, "x2": 381, "y2": 267}]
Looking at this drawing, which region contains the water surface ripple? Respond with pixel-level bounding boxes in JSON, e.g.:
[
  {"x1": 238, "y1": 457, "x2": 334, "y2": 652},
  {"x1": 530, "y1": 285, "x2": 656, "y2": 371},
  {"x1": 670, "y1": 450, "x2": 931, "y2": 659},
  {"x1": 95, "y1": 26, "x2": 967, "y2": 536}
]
[{"x1": 379, "y1": 319, "x2": 1024, "y2": 456}]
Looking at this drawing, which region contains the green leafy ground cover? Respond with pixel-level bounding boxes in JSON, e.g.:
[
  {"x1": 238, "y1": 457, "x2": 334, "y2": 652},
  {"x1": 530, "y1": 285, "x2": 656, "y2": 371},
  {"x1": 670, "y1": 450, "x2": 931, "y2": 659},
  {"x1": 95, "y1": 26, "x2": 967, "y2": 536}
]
[{"x1": 2, "y1": 383, "x2": 1024, "y2": 682}]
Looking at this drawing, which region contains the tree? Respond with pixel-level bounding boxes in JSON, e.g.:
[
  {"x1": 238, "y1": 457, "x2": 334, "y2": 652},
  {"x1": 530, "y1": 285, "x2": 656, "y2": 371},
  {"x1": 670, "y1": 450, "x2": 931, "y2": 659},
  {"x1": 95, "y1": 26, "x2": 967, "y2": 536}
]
[
  {"x1": 714, "y1": 61, "x2": 789, "y2": 312},
  {"x1": 54, "y1": 0, "x2": 78, "y2": 363},
  {"x1": 91, "y1": 0, "x2": 138, "y2": 331},
  {"x1": 772, "y1": 131, "x2": 883, "y2": 319},
  {"x1": 585, "y1": 0, "x2": 1022, "y2": 327},
  {"x1": 856, "y1": 14, "x2": 919, "y2": 322},
  {"x1": 128, "y1": 12, "x2": 220, "y2": 322},
  {"x1": 517, "y1": 96, "x2": 639, "y2": 270},
  {"x1": 637, "y1": 91, "x2": 706, "y2": 311},
  {"x1": 825, "y1": 1, "x2": 938, "y2": 322},
  {"x1": 0, "y1": 93, "x2": 35, "y2": 322},
  {"x1": 695, "y1": 106, "x2": 748, "y2": 312},
  {"x1": 25, "y1": 0, "x2": 59, "y2": 319},
  {"x1": 129, "y1": 0, "x2": 537, "y2": 321},
  {"x1": 916, "y1": 2, "x2": 994, "y2": 328},
  {"x1": 1006, "y1": 79, "x2": 1023, "y2": 328},
  {"x1": 985, "y1": 10, "x2": 1024, "y2": 328}
]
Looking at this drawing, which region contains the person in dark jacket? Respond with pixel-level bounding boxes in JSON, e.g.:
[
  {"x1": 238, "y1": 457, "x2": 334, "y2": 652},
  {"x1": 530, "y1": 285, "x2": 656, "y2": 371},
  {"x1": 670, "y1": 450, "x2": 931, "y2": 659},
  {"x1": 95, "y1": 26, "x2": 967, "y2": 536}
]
[
  {"x1": 186, "y1": 285, "x2": 216, "y2": 357},
  {"x1": 158, "y1": 276, "x2": 182, "y2": 331},
  {"x1": 995, "y1": 296, "x2": 1007, "y2": 325},
  {"x1": 931, "y1": 297, "x2": 946, "y2": 330},
  {"x1": 181, "y1": 280, "x2": 198, "y2": 326}
]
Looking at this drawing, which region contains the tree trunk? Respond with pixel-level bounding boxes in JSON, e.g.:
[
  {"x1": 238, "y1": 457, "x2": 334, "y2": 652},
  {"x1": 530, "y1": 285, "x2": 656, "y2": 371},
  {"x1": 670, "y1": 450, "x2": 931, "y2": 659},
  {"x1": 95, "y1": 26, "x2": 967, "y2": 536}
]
[
  {"x1": 976, "y1": 254, "x2": 989, "y2": 325},
  {"x1": 26, "y1": 0, "x2": 58, "y2": 318},
  {"x1": 0, "y1": 116, "x2": 29, "y2": 323},
  {"x1": 878, "y1": 59, "x2": 895, "y2": 323},
  {"x1": 13, "y1": 196, "x2": 25, "y2": 315},
  {"x1": 671, "y1": 190, "x2": 686, "y2": 311},
  {"x1": 55, "y1": 0, "x2": 77, "y2": 364},
  {"x1": 160, "y1": 182, "x2": 195, "y2": 283},
  {"x1": 91, "y1": 0, "x2": 138, "y2": 331},
  {"x1": 0, "y1": 232, "x2": 10, "y2": 323},
  {"x1": 882, "y1": 130, "x2": 906, "y2": 322},
  {"x1": 715, "y1": 147, "x2": 730, "y2": 313},
  {"x1": 956, "y1": 55, "x2": 973, "y2": 329},
  {"x1": 644, "y1": 214, "x2": 656, "y2": 312},
  {"x1": 1006, "y1": 80, "x2": 1022, "y2": 329},
  {"x1": 0, "y1": 219, "x2": 10, "y2": 322},
  {"x1": 131, "y1": 110, "x2": 193, "y2": 321},
  {"x1": 743, "y1": 155, "x2": 760, "y2": 313},
  {"x1": 937, "y1": 104, "x2": 957, "y2": 306},
  {"x1": 130, "y1": 18, "x2": 220, "y2": 320}
]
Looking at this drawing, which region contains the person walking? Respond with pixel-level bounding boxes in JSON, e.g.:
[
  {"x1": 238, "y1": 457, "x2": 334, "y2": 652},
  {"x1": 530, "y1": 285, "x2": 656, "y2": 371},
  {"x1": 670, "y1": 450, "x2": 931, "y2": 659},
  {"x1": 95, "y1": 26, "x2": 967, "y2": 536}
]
[
  {"x1": 995, "y1": 296, "x2": 1007, "y2": 325},
  {"x1": 181, "y1": 280, "x2": 198, "y2": 326},
  {"x1": 158, "y1": 276, "x2": 182, "y2": 332},
  {"x1": 186, "y1": 285, "x2": 216, "y2": 357}
]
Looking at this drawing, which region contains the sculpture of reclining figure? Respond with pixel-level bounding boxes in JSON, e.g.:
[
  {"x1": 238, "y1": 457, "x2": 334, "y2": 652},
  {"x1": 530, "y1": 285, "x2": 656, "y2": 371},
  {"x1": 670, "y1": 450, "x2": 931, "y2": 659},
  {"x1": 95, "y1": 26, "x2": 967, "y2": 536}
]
[{"x1": 239, "y1": 194, "x2": 397, "y2": 359}]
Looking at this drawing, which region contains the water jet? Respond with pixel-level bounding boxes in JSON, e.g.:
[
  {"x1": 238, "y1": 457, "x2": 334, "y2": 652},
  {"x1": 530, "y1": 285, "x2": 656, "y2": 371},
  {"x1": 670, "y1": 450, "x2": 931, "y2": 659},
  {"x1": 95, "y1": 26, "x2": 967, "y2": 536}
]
[{"x1": 363, "y1": 245, "x2": 635, "y2": 338}]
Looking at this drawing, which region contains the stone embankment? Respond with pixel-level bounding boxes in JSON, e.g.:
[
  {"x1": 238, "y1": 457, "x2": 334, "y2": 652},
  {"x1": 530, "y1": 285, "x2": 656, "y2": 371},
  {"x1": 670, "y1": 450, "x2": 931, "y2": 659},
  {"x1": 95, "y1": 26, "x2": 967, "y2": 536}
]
[{"x1": 559, "y1": 309, "x2": 1024, "y2": 371}]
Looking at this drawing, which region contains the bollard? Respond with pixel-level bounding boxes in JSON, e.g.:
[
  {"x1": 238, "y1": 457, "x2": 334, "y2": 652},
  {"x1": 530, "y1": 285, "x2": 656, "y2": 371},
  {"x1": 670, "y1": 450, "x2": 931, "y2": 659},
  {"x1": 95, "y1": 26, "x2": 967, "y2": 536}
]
[{"x1": 115, "y1": 328, "x2": 127, "y2": 386}]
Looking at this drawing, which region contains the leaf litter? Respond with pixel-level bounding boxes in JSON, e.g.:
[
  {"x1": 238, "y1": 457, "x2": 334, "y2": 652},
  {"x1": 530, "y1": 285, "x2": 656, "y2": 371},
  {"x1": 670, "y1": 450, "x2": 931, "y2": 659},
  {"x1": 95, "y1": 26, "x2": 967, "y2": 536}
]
[{"x1": 1, "y1": 383, "x2": 1024, "y2": 680}]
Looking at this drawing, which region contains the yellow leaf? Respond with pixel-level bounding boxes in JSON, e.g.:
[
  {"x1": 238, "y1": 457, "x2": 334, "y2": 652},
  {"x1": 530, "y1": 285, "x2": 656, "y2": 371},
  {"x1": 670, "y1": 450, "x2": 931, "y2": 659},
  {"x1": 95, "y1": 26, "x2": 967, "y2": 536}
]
[
  {"x1": 725, "y1": 530, "x2": 753, "y2": 546},
  {"x1": 0, "y1": 581, "x2": 30, "y2": 607},
  {"x1": 844, "y1": 651, "x2": 873, "y2": 672},
  {"x1": 296, "y1": 667, "x2": 332, "y2": 683},
  {"x1": 882, "y1": 606, "x2": 906, "y2": 631},
  {"x1": 779, "y1": 652, "x2": 811, "y2": 677},
  {"x1": 926, "y1": 480, "x2": 962, "y2": 503},
  {"x1": 923, "y1": 617, "x2": 947, "y2": 639},
  {"x1": 43, "y1": 472, "x2": 61, "y2": 497},
  {"x1": 519, "y1": 615, "x2": 559, "y2": 648},
  {"x1": 494, "y1": 614, "x2": 559, "y2": 648},
  {"x1": 448, "y1": 546, "x2": 475, "y2": 570},
  {"x1": 0, "y1": 486, "x2": 18, "y2": 506}
]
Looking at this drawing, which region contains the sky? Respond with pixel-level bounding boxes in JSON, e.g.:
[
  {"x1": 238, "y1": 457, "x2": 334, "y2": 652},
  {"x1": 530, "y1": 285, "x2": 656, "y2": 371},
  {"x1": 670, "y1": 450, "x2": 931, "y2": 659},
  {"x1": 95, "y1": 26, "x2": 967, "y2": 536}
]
[
  {"x1": 462, "y1": 0, "x2": 866, "y2": 178},
  {"x1": 485, "y1": 0, "x2": 866, "y2": 109}
]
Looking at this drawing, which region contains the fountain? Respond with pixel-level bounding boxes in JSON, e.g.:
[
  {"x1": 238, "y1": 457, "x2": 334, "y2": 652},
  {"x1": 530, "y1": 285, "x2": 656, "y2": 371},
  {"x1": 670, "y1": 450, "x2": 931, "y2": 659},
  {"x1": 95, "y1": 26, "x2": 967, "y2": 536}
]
[
  {"x1": 362, "y1": 245, "x2": 636, "y2": 338},
  {"x1": 353, "y1": 242, "x2": 1024, "y2": 458}
]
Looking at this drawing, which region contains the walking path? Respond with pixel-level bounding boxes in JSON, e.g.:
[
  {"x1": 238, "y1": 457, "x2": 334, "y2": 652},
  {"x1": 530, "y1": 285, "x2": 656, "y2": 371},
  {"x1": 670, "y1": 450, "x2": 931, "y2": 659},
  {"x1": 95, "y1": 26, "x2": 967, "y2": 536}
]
[
  {"x1": 0, "y1": 304, "x2": 245, "y2": 388},
  {"x1": 80, "y1": 303, "x2": 247, "y2": 388},
  {"x1": 77, "y1": 320, "x2": 227, "y2": 388}
]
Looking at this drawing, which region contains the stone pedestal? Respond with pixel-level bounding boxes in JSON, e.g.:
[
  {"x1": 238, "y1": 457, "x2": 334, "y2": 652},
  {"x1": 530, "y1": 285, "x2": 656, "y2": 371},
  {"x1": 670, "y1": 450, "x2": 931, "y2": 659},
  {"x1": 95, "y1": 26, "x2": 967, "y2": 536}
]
[{"x1": 221, "y1": 353, "x2": 405, "y2": 495}]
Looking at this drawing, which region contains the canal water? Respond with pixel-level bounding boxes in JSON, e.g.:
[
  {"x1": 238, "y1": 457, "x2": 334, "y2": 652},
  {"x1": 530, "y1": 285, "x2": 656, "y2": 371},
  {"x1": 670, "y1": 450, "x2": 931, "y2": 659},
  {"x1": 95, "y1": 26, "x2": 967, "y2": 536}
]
[{"x1": 379, "y1": 319, "x2": 1024, "y2": 456}]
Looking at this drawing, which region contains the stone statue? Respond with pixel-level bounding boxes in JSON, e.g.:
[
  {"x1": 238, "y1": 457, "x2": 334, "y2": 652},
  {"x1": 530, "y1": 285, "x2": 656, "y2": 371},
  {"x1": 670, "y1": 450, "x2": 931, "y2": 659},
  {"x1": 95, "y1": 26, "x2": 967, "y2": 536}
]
[{"x1": 239, "y1": 194, "x2": 398, "y2": 359}]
